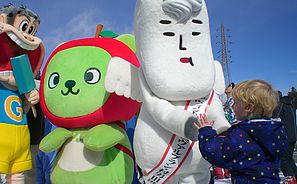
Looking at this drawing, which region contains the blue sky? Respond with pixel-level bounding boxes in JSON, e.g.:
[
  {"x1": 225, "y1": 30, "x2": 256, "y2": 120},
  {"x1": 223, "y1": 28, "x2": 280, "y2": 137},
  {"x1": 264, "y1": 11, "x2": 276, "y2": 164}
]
[{"x1": 1, "y1": 0, "x2": 297, "y2": 94}]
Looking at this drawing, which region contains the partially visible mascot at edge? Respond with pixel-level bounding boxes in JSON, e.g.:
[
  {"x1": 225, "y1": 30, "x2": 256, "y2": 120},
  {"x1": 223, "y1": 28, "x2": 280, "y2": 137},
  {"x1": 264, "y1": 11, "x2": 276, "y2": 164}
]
[
  {"x1": 0, "y1": 4, "x2": 44, "y2": 183},
  {"x1": 133, "y1": 0, "x2": 230, "y2": 183},
  {"x1": 39, "y1": 36, "x2": 141, "y2": 184}
]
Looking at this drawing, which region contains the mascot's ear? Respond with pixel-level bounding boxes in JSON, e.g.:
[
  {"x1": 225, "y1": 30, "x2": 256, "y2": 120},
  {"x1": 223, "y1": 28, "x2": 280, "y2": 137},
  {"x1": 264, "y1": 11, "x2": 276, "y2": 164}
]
[
  {"x1": 104, "y1": 57, "x2": 141, "y2": 102},
  {"x1": 213, "y1": 60, "x2": 226, "y2": 95},
  {"x1": 0, "y1": 14, "x2": 7, "y2": 33},
  {"x1": 0, "y1": 14, "x2": 7, "y2": 23},
  {"x1": 116, "y1": 34, "x2": 137, "y2": 53}
]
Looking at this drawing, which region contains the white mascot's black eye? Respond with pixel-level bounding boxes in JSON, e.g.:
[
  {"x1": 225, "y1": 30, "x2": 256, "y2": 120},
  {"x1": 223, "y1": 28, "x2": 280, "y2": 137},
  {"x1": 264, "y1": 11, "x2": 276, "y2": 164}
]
[
  {"x1": 48, "y1": 72, "x2": 60, "y2": 89},
  {"x1": 19, "y1": 20, "x2": 29, "y2": 32},
  {"x1": 84, "y1": 68, "x2": 101, "y2": 84}
]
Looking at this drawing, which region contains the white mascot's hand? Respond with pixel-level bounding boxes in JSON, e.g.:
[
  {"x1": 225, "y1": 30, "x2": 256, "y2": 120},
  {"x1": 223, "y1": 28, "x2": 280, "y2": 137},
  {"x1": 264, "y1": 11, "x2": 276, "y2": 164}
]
[
  {"x1": 105, "y1": 57, "x2": 142, "y2": 102},
  {"x1": 139, "y1": 69, "x2": 198, "y2": 140}
]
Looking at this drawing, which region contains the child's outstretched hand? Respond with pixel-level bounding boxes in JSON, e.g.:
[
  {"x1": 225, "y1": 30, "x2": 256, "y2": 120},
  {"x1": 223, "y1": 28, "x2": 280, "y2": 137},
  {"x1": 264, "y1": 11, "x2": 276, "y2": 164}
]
[{"x1": 194, "y1": 114, "x2": 214, "y2": 130}]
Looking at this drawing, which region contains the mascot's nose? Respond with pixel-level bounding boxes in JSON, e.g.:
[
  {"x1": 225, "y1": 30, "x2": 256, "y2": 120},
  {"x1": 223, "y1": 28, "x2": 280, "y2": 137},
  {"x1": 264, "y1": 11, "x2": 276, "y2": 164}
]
[
  {"x1": 65, "y1": 80, "x2": 76, "y2": 89},
  {"x1": 179, "y1": 35, "x2": 187, "y2": 50},
  {"x1": 23, "y1": 33, "x2": 35, "y2": 42}
]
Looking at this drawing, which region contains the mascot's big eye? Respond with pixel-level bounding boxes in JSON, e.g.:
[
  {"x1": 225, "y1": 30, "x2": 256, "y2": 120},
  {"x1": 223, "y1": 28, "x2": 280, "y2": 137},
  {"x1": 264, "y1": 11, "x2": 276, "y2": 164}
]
[
  {"x1": 28, "y1": 26, "x2": 35, "y2": 35},
  {"x1": 48, "y1": 72, "x2": 60, "y2": 89},
  {"x1": 84, "y1": 68, "x2": 101, "y2": 84},
  {"x1": 19, "y1": 20, "x2": 29, "y2": 32}
]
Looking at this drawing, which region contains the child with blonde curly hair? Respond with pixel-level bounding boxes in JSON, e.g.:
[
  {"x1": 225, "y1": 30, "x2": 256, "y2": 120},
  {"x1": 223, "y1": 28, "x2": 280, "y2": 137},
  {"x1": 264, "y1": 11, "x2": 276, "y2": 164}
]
[{"x1": 195, "y1": 80, "x2": 288, "y2": 184}]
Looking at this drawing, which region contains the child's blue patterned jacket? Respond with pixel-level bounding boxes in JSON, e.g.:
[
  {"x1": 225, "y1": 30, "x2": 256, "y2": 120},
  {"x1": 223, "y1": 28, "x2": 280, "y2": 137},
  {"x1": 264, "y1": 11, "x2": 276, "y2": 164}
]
[{"x1": 198, "y1": 117, "x2": 288, "y2": 184}]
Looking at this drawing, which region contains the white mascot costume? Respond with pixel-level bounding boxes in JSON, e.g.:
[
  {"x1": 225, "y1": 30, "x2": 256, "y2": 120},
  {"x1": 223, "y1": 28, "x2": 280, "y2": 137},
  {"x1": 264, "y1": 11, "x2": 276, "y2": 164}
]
[{"x1": 133, "y1": 0, "x2": 231, "y2": 183}]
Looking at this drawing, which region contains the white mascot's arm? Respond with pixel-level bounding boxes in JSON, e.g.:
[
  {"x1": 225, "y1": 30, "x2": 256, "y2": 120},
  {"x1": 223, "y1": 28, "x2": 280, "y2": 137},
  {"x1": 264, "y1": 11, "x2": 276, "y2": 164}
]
[
  {"x1": 206, "y1": 95, "x2": 231, "y2": 134},
  {"x1": 139, "y1": 69, "x2": 199, "y2": 140},
  {"x1": 105, "y1": 57, "x2": 142, "y2": 102},
  {"x1": 213, "y1": 60, "x2": 225, "y2": 95},
  {"x1": 206, "y1": 60, "x2": 230, "y2": 133}
]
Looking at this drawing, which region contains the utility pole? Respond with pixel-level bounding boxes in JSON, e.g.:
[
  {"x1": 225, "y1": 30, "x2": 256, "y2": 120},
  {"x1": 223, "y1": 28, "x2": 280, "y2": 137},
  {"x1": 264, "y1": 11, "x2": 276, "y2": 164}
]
[{"x1": 216, "y1": 24, "x2": 232, "y2": 85}]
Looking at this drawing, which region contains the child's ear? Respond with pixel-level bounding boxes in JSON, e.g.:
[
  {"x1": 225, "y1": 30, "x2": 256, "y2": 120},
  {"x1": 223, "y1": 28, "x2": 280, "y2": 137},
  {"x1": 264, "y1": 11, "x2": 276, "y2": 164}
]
[{"x1": 245, "y1": 103, "x2": 254, "y2": 113}]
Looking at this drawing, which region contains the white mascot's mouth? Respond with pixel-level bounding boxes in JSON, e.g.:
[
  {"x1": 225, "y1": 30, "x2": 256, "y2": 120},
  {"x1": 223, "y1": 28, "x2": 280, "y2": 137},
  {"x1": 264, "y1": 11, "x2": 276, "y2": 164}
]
[{"x1": 180, "y1": 57, "x2": 194, "y2": 66}]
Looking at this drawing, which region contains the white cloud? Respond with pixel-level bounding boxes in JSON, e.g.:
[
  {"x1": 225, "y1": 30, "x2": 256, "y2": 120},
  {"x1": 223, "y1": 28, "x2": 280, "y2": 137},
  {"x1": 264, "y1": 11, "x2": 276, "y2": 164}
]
[
  {"x1": 289, "y1": 70, "x2": 297, "y2": 74},
  {"x1": 40, "y1": 8, "x2": 118, "y2": 70},
  {"x1": 42, "y1": 8, "x2": 114, "y2": 53},
  {"x1": 39, "y1": 6, "x2": 135, "y2": 71}
]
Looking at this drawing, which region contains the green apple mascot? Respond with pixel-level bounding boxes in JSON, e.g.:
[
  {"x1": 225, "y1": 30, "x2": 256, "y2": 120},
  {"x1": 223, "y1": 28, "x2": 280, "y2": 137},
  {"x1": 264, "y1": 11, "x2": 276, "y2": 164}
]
[
  {"x1": 133, "y1": 0, "x2": 230, "y2": 183},
  {"x1": 39, "y1": 36, "x2": 141, "y2": 184}
]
